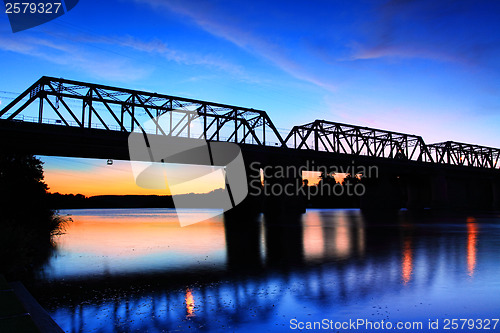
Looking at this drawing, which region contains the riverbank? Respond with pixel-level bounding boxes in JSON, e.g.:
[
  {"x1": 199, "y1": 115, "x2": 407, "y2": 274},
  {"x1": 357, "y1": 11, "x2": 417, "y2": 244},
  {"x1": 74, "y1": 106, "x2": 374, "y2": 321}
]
[{"x1": 0, "y1": 274, "x2": 63, "y2": 333}]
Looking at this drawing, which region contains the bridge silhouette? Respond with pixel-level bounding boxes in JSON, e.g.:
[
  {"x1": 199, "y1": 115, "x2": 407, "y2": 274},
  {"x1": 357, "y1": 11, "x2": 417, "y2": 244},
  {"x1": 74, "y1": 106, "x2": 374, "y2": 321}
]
[{"x1": 1, "y1": 76, "x2": 499, "y2": 211}]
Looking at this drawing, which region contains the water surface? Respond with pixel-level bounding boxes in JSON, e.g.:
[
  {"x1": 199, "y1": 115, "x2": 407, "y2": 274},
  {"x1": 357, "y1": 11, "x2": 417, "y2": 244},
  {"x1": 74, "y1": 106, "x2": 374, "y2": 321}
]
[{"x1": 30, "y1": 208, "x2": 500, "y2": 332}]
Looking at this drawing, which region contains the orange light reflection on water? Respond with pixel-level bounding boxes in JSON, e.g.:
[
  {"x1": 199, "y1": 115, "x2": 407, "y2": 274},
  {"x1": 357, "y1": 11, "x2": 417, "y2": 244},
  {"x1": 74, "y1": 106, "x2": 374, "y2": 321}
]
[
  {"x1": 332, "y1": 212, "x2": 352, "y2": 259},
  {"x1": 302, "y1": 212, "x2": 324, "y2": 260},
  {"x1": 402, "y1": 238, "x2": 413, "y2": 285},
  {"x1": 467, "y1": 218, "x2": 478, "y2": 277},
  {"x1": 185, "y1": 288, "x2": 196, "y2": 317},
  {"x1": 56, "y1": 214, "x2": 225, "y2": 257}
]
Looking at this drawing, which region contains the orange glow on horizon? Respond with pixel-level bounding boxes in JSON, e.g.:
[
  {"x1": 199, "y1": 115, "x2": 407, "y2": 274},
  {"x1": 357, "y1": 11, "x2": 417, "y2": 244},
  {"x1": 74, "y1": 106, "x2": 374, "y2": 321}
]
[
  {"x1": 42, "y1": 159, "x2": 226, "y2": 196},
  {"x1": 42, "y1": 156, "x2": 362, "y2": 197},
  {"x1": 44, "y1": 167, "x2": 170, "y2": 196}
]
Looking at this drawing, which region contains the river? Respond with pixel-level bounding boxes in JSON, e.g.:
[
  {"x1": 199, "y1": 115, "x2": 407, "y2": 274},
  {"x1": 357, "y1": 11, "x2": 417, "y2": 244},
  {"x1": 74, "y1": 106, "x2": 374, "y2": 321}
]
[{"x1": 28, "y1": 208, "x2": 500, "y2": 332}]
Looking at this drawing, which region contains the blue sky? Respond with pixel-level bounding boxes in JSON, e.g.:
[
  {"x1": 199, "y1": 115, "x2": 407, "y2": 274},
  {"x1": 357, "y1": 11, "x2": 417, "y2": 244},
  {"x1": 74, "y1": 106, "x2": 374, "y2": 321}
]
[{"x1": 1, "y1": 0, "x2": 500, "y2": 193}]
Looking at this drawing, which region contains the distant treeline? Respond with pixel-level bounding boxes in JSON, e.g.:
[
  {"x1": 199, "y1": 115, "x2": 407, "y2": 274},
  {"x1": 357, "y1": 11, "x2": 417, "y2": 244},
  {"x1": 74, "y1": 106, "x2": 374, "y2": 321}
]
[
  {"x1": 48, "y1": 174, "x2": 367, "y2": 210},
  {"x1": 47, "y1": 188, "x2": 233, "y2": 209},
  {"x1": 47, "y1": 193, "x2": 174, "y2": 209}
]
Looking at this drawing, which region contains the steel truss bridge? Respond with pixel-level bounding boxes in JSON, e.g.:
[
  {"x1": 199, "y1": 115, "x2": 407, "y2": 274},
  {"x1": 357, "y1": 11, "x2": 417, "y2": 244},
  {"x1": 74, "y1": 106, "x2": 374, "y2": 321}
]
[{"x1": 0, "y1": 76, "x2": 499, "y2": 170}]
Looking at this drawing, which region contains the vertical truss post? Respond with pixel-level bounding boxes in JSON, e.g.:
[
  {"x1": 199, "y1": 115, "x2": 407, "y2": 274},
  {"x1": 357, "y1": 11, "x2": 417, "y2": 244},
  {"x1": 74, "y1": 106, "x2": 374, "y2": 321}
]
[
  {"x1": 203, "y1": 106, "x2": 207, "y2": 140},
  {"x1": 120, "y1": 105, "x2": 125, "y2": 131},
  {"x1": 447, "y1": 142, "x2": 451, "y2": 164},
  {"x1": 87, "y1": 90, "x2": 92, "y2": 129},
  {"x1": 130, "y1": 96, "x2": 135, "y2": 133},
  {"x1": 169, "y1": 111, "x2": 173, "y2": 135},
  {"x1": 38, "y1": 94, "x2": 43, "y2": 123},
  {"x1": 81, "y1": 96, "x2": 85, "y2": 128},
  {"x1": 156, "y1": 109, "x2": 159, "y2": 135},
  {"x1": 263, "y1": 120, "x2": 266, "y2": 146},
  {"x1": 216, "y1": 118, "x2": 220, "y2": 141},
  {"x1": 314, "y1": 128, "x2": 318, "y2": 151},
  {"x1": 233, "y1": 109, "x2": 238, "y2": 144}
]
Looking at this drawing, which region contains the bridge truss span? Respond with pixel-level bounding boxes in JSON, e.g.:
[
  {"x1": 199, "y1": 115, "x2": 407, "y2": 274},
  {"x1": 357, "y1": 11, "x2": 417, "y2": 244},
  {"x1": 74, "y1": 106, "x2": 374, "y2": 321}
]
[
  {"x1": 0, "y1": 76, "x2": 285, "y2": 147},
  {"x1": 427, "y1": 141, "x2": 500, "y2": 169},
  {"x1": 284, "y1": 120, "x2": 433, "y2": 163},
  {"x1": 1, "y1": 76, "x2": 499, "y2": 171}
]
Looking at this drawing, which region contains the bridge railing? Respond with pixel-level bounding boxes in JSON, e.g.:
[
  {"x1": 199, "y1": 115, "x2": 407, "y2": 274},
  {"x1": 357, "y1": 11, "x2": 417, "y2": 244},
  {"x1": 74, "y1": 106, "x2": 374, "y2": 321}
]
[
  {"x1": 1, "y1": 113, "x2": 124, "y2": 132},
  {"x1": 0, "y1": 113, "x2": 256, "y2": 143}
]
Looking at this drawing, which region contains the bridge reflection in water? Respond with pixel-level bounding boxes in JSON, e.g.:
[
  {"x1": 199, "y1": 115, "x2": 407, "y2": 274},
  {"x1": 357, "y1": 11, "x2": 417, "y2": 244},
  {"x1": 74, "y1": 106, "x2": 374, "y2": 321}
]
[{"x1": 31, "y1": 209, "x2": 500, "y2": 332}]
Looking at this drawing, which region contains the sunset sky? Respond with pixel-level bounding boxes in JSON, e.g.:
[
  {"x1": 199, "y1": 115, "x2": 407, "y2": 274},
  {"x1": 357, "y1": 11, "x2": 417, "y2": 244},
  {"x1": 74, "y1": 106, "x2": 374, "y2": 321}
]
[
  {"x1": 1, "y1": 0, "x2": 500, "y2": 196},
  {"x1": 40, "y1": 156, "x2": 227, "y2": 196}
]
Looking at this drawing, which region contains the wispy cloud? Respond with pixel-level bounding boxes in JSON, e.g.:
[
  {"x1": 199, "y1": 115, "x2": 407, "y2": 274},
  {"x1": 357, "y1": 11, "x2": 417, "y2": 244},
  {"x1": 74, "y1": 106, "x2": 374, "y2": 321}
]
[
  {"x1": 36, "y1": 20, "x2": 261, "y2": 83},
  {"x1": 0, "y1": 19, "x2": 256, "y2": 84},
  {"x1": 349, "y1": 42, "x2": 462, "y2": 64},
  {"x1": 113, "y1": 36, "x2": 250, "y2": 78},
  {"x1": 350, "y1": 0, "x2": 500, "y2": 67},
  {"x1": 132, "y1": 0, "x2": 338, "y2": 92},
  {"x1": 0, "y1": 28, "x2": 150, "y2": 82}
]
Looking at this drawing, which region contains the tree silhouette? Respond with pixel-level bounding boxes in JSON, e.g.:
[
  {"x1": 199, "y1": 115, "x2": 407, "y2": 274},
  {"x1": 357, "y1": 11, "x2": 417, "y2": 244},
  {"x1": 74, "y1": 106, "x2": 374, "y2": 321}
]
[{"x1": 0, "y1": 154, "x2": 66, "y2": 277}]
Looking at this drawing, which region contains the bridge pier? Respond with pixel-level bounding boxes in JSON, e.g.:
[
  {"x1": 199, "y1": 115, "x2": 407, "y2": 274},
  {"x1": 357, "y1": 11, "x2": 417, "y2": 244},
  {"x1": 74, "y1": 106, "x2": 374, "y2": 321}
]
[
  {"x1": 360, "y1": 173, "x2": 403, "y2": 211},
  {"x1": 224, "y1": 213, "x2": 263, "y2": 270},
  {"x1": 431, "y1": 173, "x2": 496, "y2": 211},
  {"x1": 492, "y1": 178, "x2": 500, "y2": 210},
  {"x1": 403, "y1": 175, "x2": 430, "y2": 210},
  {"x1": 431, "y1": 173, "x2": 449, "y2": 210},
  {"x1": 263, "y1": 213, "x2": 304, "y2": 265},
  {"x1": 261, "y1": 162, "x2": 306, "y2": 216},
  {"x1": 225, "y1": 158, "x2": 307, "y2": 218},
  {"x1": 224, "y1": 161, "x2": 264, "y2": 218},
  {"x1": 466, "y1": 177, "x2": 493, "y2": 210},
  {"x1": 446, "y1": 176, "x2": 470, "y2": 210}
]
